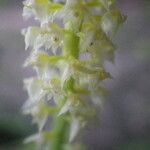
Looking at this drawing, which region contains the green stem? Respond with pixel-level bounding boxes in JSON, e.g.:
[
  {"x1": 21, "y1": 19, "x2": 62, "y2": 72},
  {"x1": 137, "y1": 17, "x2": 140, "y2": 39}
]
[
  {"x1": 63, "y1": 22, "x2": 80, "y2": 58},
  {"x1": 50, "y1": 116, "x2": 68, "y2": 150},
  {"x1": 50, "y1": 23, "x2": 80, "y2": 150}
]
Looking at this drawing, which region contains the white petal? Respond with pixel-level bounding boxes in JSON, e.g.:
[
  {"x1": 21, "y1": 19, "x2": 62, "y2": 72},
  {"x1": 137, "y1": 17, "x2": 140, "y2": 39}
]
[
  {"x1": 58, "y1": 100, "x2": 71, "y2": 116},
  {"x1": 38, "y1": 116, "x2": 48, "y2": 131},
  {"x1": 23, "y1": 6, "x2": 33, "y2": 20},
  {"x1": 69, "y1": 117, "x2": 80, "y2": 142},
  {"x1": 34, "y1": 34, "x2": 52, "y2": 50},
  {"x1": 61, "y1": 64, "x2": 72, "y2": 88},
  {"x1": 23, "y1": 27, "x2": 41, "y2": 50},
  {"x1": 24, "y1": 78, "x2": 45, "y2": 101},
  {"x1": 24, "y1": 133, "x2": 41, "y2": 144}
]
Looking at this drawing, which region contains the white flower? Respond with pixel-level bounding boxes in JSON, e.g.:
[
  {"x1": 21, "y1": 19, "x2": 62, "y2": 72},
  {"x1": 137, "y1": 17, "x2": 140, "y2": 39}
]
[
  {"x1": 34, "y1": 22, "x2": 64, "y2": 52},
  {"x1": 79, "y1": 23, "x2": 115, "y2": 63},
  {"x1": 22, "y1": 5, "x2": 34, "y2": 19},
  {"x1": 35, "y1": 33, "x2": 63, "y2": 52},
  {"x1": 22, "y1": 26, "x2": 41, "y2": 50},
  {"x1": 55, "y1": 0, "x2": 85, "y2": 32},
  {"x1": 24, "y1": 0, "x2": 48, "y2": 21},
  {"x1": 35, "y1": 34, "x2": 53, "y2": 50},
  {"x1": 101, "y1": 10, "x2": 125, "y2": 38},
  {"x1": 24, "y1": 77, "x2": 45, "y2": 102},
  {"x1": 23, "y1": 0, "x2": 64, "y2": 24},
  {"x1": 79, "y1": 30, "x2": 94, "y2": 53}
]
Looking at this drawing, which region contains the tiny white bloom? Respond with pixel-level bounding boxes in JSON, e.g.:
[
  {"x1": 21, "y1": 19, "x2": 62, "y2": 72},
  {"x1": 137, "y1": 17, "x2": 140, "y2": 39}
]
[
  {"x1": 58, "y1": 100, "x2": 71, "y2": 116},
  {"x1": 69, "y1": 117, "x2": 80, "y2": 142},
  {"x1": 22, "y1": 26, "x2": 41, "y2": 50}
]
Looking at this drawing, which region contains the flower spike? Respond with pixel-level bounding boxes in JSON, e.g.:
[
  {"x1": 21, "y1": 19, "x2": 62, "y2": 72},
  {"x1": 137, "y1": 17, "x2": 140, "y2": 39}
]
[{"x1": 22, "y1": 0, "x2": 125, "y2": 149}]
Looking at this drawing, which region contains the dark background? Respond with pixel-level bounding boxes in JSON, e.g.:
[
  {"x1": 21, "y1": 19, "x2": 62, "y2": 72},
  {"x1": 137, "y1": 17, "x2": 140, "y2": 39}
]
[{"x1": 0, "y1": 0, "x2": 150, "y2": 149}]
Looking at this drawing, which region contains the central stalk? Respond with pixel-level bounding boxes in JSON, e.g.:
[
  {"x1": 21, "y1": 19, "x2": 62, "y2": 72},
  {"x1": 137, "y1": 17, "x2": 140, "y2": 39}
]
[
  {"x1": 51, "y1": 22, "x2": 80, "y2": 150},
  {"x1": 63, "y1": 22, "x2": 80, "y2": 58}
]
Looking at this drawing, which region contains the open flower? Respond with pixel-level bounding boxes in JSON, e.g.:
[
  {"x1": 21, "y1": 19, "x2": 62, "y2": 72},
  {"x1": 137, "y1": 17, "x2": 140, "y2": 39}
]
[{"x1": 23, "y1": 0, "x2": 64, "y2": 23}]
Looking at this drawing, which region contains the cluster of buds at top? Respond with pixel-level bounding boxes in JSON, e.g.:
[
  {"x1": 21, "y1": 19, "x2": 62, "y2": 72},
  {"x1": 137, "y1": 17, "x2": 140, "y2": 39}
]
[{"x1": 22, "y1": 0, "x2": 125, "y2": 149}]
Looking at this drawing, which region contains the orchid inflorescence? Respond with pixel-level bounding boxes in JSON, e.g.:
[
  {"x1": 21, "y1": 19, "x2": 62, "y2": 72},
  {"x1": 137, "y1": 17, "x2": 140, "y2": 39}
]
[{"x1": 22, "y1": 0, "x2": 125, "y2": 149}]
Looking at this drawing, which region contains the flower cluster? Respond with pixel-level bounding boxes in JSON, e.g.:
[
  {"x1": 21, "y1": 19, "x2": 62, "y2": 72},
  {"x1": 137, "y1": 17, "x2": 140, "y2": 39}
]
[{"x1": 22, "y1": 0, "x2": 125, "y2": 149}]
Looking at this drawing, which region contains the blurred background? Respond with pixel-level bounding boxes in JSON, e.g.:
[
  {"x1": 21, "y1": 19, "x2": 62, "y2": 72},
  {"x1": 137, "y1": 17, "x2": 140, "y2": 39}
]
[{"x1": 0, "y1": 0, "x2": 150, "y2": 150}]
